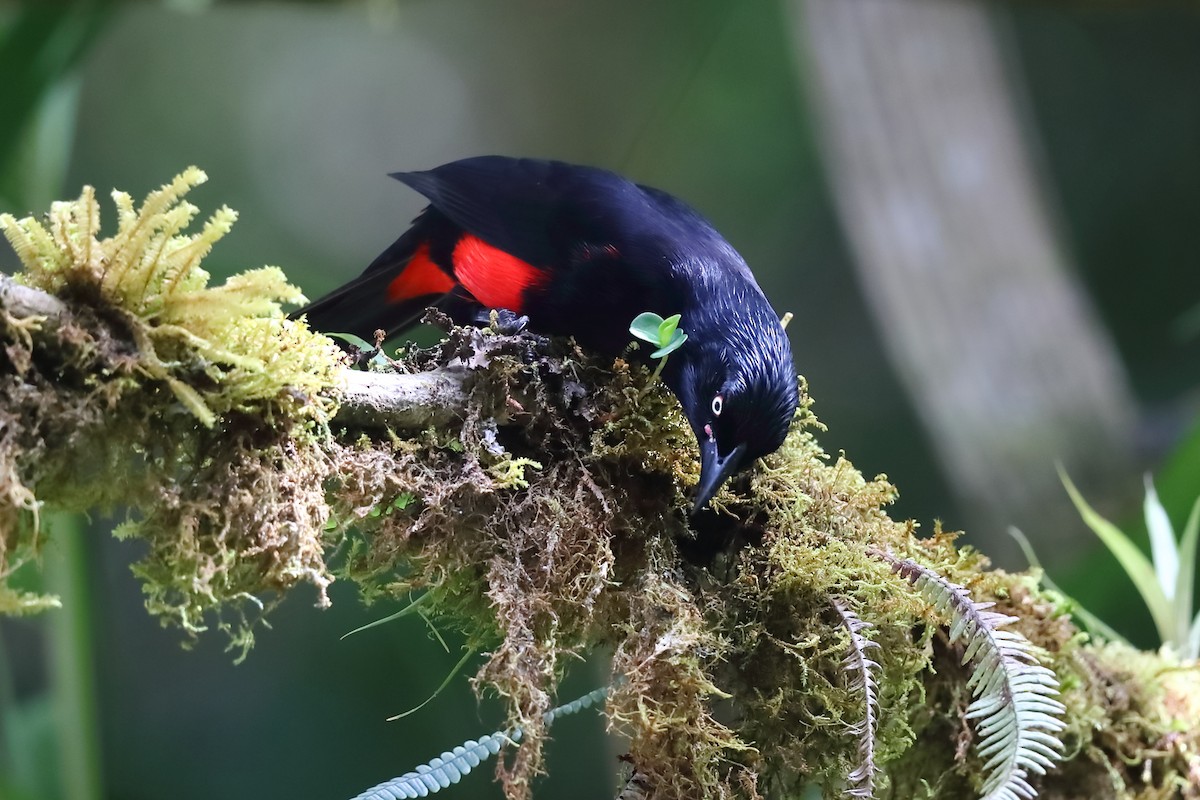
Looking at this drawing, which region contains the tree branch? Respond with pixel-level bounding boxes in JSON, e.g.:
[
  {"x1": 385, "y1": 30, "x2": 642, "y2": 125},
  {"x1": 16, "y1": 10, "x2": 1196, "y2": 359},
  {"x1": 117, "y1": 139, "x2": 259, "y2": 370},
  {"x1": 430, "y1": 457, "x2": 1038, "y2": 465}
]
[
  {"x1": 335, "y1": 368, "x2": 469, "y2": 429},
  {"x1": 1, "y1": 271, "x2": 68, "y2": 322},
  {"x1": 4, "y1": 193, "x2": 1199, "y2": 800},
  {"x1": 0, "y1": 270, "x2": 469, "y2": 431}
]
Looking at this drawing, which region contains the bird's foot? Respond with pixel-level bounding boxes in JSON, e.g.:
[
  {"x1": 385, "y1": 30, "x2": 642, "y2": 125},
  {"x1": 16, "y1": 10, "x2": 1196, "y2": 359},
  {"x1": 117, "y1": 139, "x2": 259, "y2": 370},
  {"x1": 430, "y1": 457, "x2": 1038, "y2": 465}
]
[{"x1": 476, "y1": 308, "x2": 530, "y2": 336}]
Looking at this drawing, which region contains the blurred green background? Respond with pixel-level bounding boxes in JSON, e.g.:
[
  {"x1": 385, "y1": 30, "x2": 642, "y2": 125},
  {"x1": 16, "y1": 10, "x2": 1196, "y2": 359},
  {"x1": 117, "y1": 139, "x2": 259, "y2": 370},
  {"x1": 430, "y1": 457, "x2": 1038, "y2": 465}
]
[{"x1": 1, "y1": 1, "x2": 1199, "y2": 798}]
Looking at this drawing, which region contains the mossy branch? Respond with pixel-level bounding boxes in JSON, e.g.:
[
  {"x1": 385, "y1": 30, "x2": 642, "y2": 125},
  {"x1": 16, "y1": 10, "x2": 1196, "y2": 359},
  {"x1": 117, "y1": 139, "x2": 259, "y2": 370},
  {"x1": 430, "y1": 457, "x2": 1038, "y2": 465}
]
[
  {"x1": 2, "y1": 172, "x2": 1199, "y2": 800},
  {"x1": 0, "y1": 269, "x2": 472, "y2": 430}
]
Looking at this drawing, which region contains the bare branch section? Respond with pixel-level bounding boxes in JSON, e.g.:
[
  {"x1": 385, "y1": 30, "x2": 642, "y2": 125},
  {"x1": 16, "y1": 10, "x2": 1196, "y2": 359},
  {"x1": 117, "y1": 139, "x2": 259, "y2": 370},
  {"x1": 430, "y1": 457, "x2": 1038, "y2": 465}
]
[
  {"x1": 336, "y1": 368, "x2": 468, "y2": 429},
  {"x1": 1, "y1": 273, "x2": 67, "y2": 320}
]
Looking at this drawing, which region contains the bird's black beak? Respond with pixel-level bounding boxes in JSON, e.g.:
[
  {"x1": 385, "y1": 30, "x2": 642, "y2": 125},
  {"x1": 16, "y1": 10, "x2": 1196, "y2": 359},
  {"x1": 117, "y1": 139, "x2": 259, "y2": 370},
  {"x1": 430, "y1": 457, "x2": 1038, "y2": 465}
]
[{"x1": 692, "y1": 439, "x2": 746, "y2": 515}]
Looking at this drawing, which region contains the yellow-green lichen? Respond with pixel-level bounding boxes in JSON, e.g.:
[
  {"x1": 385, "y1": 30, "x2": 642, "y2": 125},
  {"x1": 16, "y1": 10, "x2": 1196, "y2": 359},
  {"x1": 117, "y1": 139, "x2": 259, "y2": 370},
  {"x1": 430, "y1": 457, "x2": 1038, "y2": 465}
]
[
  {"x1": 0, "y1": 169, "x2": 343, "y2": 647},
  {"x1": 0, "y1": 167, "x2": 342, "y2": 426}
]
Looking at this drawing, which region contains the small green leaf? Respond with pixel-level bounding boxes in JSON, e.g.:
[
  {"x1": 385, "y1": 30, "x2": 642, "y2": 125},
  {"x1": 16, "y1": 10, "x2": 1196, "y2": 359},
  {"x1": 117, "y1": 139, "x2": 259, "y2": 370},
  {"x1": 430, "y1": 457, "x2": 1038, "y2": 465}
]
[
  {"x1": 657, "y1": 314, "x2": 681, "y2": 345},
  {"x1": 326, "y1": 331, "x2": 376, "y2": 351},
  {"x1": 629, "y1": 312, "x2": 665, "y2": 344},
  {"x1": 393, "y1": 491, "x2": 416, "y2": 510},
  {"x1": 650, "y1": 331, "x2": 688, "y2": 359}
]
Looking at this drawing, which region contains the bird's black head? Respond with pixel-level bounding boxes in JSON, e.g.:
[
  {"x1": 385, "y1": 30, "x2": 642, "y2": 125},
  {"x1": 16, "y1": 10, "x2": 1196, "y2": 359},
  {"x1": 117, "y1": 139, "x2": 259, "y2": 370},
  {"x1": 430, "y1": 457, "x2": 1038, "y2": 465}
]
[{"x1": 667, "y1": 297, "x2": 799, "y2": 514}]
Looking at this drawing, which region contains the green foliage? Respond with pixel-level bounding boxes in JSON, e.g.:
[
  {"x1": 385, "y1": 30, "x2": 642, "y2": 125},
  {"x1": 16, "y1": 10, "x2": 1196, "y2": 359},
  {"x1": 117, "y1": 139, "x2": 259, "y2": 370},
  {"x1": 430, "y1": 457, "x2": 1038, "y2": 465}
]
[
  {"x1": 328, "y1": 332, "x2": 377, "y2": 351},
  {"x1": 368, "y1": 492, "x2": 419, "y2": 518},
  {"x1": 327, "y1": 331, "x2": 395, "y2": 369},
  {"x1": 1007, "y1": 527, "x2": 1130, "y2": 647},
  {"x1": 0, "y1": 584, "x2": 60, "y2": 616},
  {"x1": 1060, "y1": 468, "x2": 1200, "y2": 658},
  {"x1": 629, "y1": 311, "x2": 688, "y2": 383},
  {"x1": 340, "y1": 592, "x2": 431, "y2": 640}
]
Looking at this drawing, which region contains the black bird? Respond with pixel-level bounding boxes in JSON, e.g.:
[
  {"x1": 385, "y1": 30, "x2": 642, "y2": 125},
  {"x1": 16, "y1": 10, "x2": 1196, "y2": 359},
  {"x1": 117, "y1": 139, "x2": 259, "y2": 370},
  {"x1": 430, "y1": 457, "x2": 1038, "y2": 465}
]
[{"x1": 295, "y1": 156, "x2": 798, "y2": 512}]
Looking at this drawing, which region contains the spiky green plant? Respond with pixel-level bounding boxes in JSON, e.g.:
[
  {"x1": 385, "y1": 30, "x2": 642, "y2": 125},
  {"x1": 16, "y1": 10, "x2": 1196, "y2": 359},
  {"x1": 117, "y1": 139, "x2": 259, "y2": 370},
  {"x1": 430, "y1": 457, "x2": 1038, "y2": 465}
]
[{"x1": 1060, "y1": 469, "x2": 1200, "y2": 658}]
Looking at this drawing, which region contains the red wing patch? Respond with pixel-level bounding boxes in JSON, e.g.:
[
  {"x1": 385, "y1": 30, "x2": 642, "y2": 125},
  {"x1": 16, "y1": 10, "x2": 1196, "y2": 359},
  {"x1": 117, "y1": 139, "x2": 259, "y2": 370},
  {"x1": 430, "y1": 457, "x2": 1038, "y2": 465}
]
[
  {"x1": 451, "y1": 234, "x2": 546, "y2": 313},
  {"x1": 387, "y1": 242, "x2": 456, "y2": 304}
]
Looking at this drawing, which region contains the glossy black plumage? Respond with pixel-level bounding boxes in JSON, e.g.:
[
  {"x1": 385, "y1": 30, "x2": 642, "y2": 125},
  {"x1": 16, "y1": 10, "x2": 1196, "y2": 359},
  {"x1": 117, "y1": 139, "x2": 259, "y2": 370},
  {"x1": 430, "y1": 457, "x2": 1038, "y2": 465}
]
[{"x1": 295, "y1": 156, "x2": 799, "y2": 511}]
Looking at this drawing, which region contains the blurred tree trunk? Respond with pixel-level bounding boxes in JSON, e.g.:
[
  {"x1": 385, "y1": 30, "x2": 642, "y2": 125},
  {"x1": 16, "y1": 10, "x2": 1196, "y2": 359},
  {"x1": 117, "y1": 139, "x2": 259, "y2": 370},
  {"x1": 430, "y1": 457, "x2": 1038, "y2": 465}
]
[{"x1": 790, "y1": 0, "x2": 1138, "y2": 565}]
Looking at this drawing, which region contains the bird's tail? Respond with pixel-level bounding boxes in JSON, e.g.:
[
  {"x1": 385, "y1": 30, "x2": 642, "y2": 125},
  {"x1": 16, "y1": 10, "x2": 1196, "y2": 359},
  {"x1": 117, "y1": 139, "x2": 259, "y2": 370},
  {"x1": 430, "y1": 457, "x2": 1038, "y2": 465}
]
[{"x1": 291, "y1": 232, "x2": 459, "y2": 342}]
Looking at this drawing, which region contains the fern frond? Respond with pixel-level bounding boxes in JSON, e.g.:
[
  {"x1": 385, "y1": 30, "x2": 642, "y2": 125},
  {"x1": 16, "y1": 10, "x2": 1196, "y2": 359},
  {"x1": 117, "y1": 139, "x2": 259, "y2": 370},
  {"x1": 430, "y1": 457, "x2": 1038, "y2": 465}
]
[
  {"x1": 880, "y1": 553, "x2": 1065, "y2": 800},
  {"x1": 831, "y1": 597, "x2": 881, "y2": 799},
  {"x1": 349, "y1": 685, "x2": 610, "y2": 800}
]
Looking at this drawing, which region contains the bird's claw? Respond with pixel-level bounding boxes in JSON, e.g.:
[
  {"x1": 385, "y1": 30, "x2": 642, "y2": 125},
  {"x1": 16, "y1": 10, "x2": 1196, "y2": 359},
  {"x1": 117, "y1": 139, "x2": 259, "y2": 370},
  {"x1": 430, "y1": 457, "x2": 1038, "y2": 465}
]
[{"x1": 478, "y1": 308, "x2": 530, "y2": 336}]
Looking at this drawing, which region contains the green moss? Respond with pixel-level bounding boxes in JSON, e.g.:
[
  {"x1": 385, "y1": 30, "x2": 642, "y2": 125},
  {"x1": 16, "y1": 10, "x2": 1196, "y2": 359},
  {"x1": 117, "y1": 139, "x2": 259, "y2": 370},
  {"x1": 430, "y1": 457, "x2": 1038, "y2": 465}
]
[
  {"x1": 1041, "y1": 641, "x2": 1200, "y2": 799},
  {"x1": 1, "y1": 168, "x2": 341, "y2": 426},
  {"x1": 0, "y1": 170, "x2": 342, "y2": 647},
  {"x1": 4, "y1": 171, "x2": 1199, "y2": 800}
]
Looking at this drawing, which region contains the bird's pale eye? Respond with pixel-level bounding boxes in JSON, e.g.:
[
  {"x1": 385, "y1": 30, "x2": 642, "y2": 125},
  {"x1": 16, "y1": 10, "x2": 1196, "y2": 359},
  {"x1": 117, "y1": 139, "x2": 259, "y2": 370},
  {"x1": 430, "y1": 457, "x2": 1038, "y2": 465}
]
[{"x1": 711, "y1": 394, "x2": 724, "y2": 416}]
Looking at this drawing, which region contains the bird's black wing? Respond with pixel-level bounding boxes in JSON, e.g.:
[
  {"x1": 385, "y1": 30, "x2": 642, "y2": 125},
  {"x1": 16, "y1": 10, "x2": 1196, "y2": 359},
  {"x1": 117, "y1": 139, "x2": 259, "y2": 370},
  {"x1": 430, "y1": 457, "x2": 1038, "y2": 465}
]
[
  {"x1": 292, "y1": 213, "x2": 460, "y2": 340},
  {"x1": 391, "y1": 156, "x2": 651, "y2": 268}
]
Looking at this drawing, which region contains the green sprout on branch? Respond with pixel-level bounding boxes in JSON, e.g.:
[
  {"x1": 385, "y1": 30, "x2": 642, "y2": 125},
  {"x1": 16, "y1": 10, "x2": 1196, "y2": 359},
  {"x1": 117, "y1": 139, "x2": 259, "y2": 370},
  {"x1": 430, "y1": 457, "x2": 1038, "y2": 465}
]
[{"x1": 629, "y1": 311, "x2": 687, "y2": 384}]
